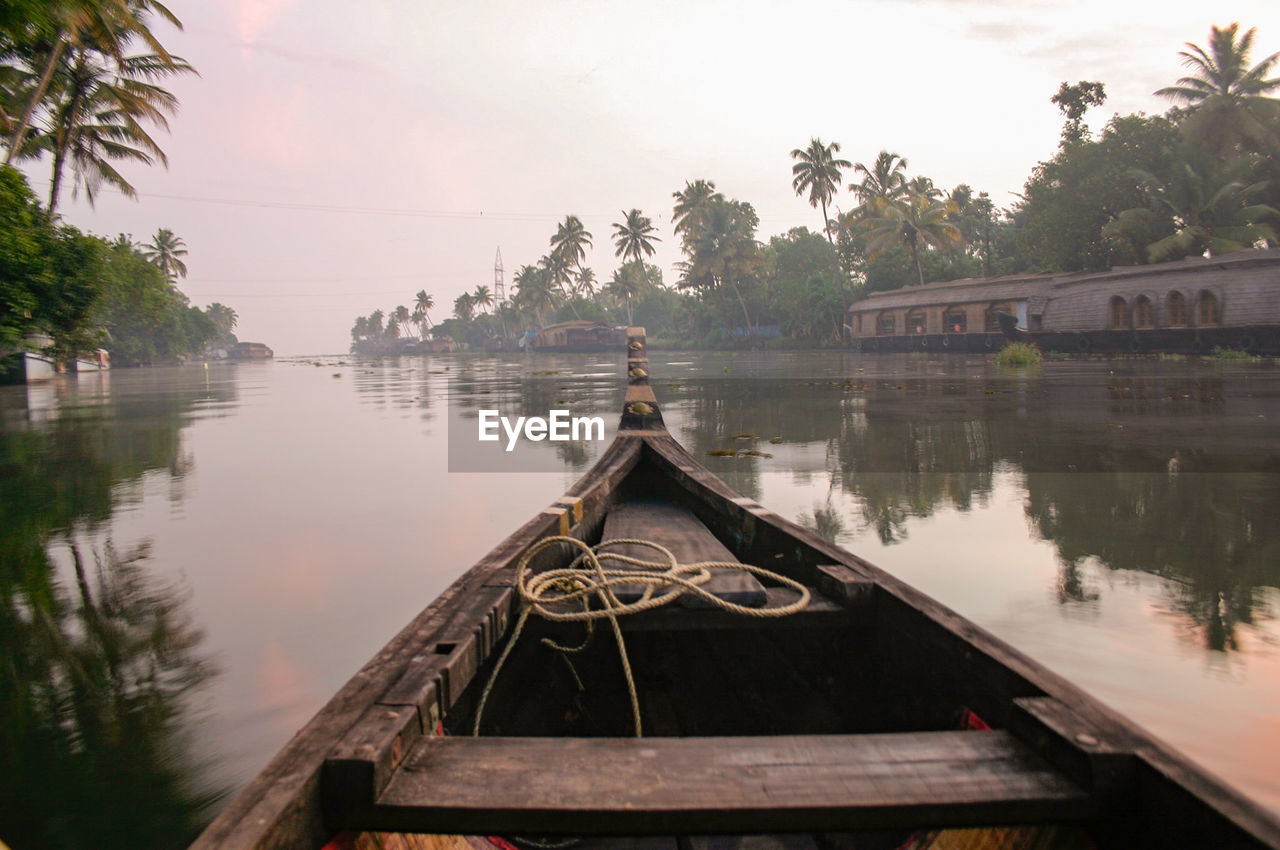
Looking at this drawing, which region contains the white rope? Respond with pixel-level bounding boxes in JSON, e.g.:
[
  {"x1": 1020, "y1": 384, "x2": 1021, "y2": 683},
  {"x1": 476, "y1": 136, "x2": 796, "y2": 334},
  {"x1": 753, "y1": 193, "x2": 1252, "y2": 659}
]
[{"x1": 473, "y1": 535, "x2": 811, "y2": 738}]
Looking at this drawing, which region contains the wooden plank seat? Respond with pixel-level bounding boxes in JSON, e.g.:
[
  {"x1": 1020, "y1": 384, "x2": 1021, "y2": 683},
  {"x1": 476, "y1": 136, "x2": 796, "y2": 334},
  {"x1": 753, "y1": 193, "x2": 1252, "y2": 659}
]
[
  {"x1": 352, "y1": 731, "x2": 1093, "y2": 835},
  {"x1": 597, "y1": 500, "x2": 768, "y2": 609}
]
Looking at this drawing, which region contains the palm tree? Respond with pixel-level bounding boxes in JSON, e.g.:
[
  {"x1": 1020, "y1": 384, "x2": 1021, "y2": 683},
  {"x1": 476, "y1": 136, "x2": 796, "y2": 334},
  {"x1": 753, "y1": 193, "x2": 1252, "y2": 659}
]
[
  {"x1": 851, "y1": 151, "x2": 909, "y2": 207},
  {"x1": 573, "y1": 267, "x2": 597, "y2": 300},
  {"x1": 1111, "y1": 150, "x2": 1278, "y2": 261},
  {"x1": 5, "y1": 0, "x2": 185, "y2": 164},
  {"x1": 1156, "y1": 23, "x2": 1280, "y2": 153},
  {"x1": 204, "y1": 302, "x2": 237, "y2": 340},
  {"x1": 672, "y1": 179, "x2": 722, "y2": 245},
  {"x1": 36, "y1": 48, "x2": 193, "y2": 219},
  {"x1": 612, "y1": 208, "x2": 661, "y2": 267},
  {"x1": 862, "y1": 193, "x2": 964, "y2": 287},
  {"x1": 393, "y1": 304, "x2": 412, "y2": 338},
  {"x1": 538, "y1": 251, "x2": 578, "y2": 319},
  {"x1": 514, "y1": 263, "x2": 557, "y2": 326},
  {"x1": 790, "y1": 137, "x2": 852, "y2": 326},
  {"x1": 550, "y1": 214, "x2": 592, "y2": 270},
  {"x1": 140, "y1": 227, "x2": 186, "y2": 283},
  {"x1": 414, "y1": 289, "x2": 434, "y2": 328},
  {"x1": 472, "y1": 284, "x2": 493, "y2": 314},
  {"x1": 607, "y1": 263, "x2": 648, "y2": 324},
  {"x1": 790, "y1": 138, "x2": 850, "y2": 248},
  {"x1": 367, "y1": 309, "x2": 384, "y2": 336},
  {"x1": 677, "y1": 197, "x2": 762, "y2": 335},
  {"x1": 453, "y1": 292, "x2": 475, "y2": 322}
]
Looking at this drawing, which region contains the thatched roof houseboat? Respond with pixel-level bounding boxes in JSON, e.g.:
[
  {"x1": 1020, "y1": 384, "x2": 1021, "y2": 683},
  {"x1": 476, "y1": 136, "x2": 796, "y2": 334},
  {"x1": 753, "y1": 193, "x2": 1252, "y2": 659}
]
[
  {"x1": 848, "y1": 248, "x2": 1280, "y2": 354},
  {"x1": 532, "y1": 320, "x2": 624, "y2": 353}
]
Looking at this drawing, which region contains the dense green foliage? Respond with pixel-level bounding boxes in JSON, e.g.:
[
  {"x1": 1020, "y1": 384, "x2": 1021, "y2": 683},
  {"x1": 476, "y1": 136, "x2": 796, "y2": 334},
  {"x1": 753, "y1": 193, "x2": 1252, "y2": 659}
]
[{"x1": 1, "y1": 165, "x2": 223, "y2": 366}]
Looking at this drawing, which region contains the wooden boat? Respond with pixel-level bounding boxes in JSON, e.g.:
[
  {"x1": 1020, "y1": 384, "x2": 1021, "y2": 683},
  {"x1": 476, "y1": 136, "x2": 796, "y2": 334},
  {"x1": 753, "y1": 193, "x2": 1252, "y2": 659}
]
[{"x1": 191, "y1": 328, "x2": 1280, "y2": 850}]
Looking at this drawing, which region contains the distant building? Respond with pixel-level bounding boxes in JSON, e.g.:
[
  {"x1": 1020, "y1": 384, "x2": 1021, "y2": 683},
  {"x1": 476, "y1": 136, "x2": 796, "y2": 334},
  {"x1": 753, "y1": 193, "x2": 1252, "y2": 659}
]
[{"x1": 847, "y1": 249, "x2": 1280, "y2": 354}]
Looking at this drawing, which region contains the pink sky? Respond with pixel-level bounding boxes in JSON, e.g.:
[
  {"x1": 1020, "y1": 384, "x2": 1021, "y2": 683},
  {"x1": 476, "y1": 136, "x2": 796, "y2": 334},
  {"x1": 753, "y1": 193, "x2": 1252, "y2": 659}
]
[{"x1": 21, "y1": 0, "x2": 1279, "y2": 354}]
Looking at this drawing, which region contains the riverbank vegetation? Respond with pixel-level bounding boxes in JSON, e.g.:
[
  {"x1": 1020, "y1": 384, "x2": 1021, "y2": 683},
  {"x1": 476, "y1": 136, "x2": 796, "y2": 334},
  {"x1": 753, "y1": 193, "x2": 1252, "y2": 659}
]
[
  {"x1": 352, "y1": 22, "x2": 1279, "y2": 353},
  {"x1": 1, "y1": 1, "x2": 237, "y2": 366}
]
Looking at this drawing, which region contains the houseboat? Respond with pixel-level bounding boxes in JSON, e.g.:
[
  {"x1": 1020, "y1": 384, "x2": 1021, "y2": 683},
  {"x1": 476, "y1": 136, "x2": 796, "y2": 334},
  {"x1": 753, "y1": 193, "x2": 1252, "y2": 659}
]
[
  {"x1": 229, "y1": 341, "x2": 275, "y2": 359},
  {"x1": 848, "y1": 248, "x2": 1280, "y2": 355},
  {"x1": 530, "y1": 320, "x2": 625, "y2": 353}
]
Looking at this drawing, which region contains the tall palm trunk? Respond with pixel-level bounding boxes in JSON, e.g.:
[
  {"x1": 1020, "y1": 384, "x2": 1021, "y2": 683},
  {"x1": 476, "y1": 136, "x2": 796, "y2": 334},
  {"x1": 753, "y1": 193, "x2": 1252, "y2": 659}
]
[
  {"x1": 819, "y1": 197, "x2": 848, "y2": 340},
  {"x1": 5, "y1": 40, "x2": 65, "y2": 164}
]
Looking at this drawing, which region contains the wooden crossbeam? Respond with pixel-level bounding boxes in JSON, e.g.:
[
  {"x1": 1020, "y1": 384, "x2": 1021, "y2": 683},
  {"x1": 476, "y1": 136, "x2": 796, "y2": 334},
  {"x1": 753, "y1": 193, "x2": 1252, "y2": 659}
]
[{"x1": 334, "y1": 731, "x2": 1093, "y2": 835}]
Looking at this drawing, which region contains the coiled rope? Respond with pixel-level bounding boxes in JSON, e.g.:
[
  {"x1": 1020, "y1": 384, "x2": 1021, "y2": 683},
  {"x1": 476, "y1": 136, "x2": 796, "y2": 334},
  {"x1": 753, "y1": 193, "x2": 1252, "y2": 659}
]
[{"x1": 473, "y1": 535, "x2": 811, "y2": 738}]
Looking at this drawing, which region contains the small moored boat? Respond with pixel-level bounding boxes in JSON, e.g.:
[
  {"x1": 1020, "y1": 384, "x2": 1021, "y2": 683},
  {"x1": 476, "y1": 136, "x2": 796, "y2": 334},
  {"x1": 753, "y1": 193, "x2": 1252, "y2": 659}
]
[{"x1": 192, "y1": 329, "x2": 1280, "y2": 850}]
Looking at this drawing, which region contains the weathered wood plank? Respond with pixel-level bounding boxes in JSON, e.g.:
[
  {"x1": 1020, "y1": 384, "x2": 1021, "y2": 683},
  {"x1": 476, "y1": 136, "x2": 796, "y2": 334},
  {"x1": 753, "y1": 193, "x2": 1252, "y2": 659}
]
[
  {"x1": 348, "y1": 732, "x2": 1092, "y2": 835},
  {"x1": 324, "y1": 704, "x2": 422, "y2": 824},
  {"x1": 600, "y1": 501, "x2": 767, "y2": 608}
]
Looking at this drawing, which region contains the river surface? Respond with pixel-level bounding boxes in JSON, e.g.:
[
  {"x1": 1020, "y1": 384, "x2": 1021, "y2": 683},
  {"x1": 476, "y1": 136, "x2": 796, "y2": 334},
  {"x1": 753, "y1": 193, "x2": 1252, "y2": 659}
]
[{"x1": 2, "y1": 351, "x2": 1279, "y2": 847}]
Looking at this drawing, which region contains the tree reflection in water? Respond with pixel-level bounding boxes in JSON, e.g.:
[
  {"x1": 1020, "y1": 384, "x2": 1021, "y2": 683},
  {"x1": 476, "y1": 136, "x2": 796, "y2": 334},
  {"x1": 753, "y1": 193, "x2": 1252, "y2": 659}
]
[
  {"x1": 672, "y1": 363, "x2": 1279, "y2": 654},
  {"x1": 1, "y1": 374, "x2": 230, "y2": 848}
]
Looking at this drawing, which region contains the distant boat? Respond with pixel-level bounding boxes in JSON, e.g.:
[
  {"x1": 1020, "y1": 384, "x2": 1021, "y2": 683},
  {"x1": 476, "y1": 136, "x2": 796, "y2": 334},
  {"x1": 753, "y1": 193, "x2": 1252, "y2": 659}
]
[
  {"x1": 531, "y1": 320, "x2": 625, "y2": 352},
  {"x1": 229, "y1": 342, "x2": 274, "y2": 359},
  {"x1": 848, "y1": 248, "x2": 1280, "y2": 355},
  {"x1": 1, "y1": 333, "x2": 57, "y2": 384},
  {"x1": 72, "y1": 348, "x2": 110, "y2": 373}
]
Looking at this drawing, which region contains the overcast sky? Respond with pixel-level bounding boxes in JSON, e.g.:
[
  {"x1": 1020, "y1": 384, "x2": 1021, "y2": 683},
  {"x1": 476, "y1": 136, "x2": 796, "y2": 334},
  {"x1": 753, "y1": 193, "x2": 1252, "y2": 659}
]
[{"x1": 18, "y1": 0, "x2": 1280, "y2": 355}]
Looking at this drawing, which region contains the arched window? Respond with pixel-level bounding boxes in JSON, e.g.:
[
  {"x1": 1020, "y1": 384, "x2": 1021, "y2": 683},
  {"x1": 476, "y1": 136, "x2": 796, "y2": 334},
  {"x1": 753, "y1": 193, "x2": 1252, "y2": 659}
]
[
  {"x1": 985, "y1": 302, "x2": 1013, "y2": 332},
  {"x1": 905, "y1": 309, "x2": 926, "y2": 334},
  {"x1": 943, "y1": 307, "x2": 967, "y2": 333},
  {"x1": 877, "y1": 312, "x2": 896, "y2": 335},
  {"x1": 1134, "y1": 295, "x2": 1154, "y2": 329},
  {"x1": 1196, "y1": 290, "x2": 1220, "y2": 325},
  {"x1": 1167, "y1": 291, "x2": 1187, "y2": 326},
  {"x1": 1109, "y1": 296, "x2": 1129, "y2": 330}
]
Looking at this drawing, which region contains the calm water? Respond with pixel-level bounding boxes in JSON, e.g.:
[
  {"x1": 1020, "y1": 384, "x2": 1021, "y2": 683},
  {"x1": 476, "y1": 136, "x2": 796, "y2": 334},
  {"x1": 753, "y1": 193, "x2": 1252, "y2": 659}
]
[{"x1": 2, "y1": 351, "x2": 1278, "y2": 848}]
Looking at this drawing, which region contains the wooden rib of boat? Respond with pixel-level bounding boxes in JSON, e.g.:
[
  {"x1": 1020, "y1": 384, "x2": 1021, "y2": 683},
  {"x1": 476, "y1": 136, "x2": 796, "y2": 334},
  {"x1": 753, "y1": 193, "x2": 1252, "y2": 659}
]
[{"x1": 191, "y1": 328, "x2": 1280, "y2": 850}]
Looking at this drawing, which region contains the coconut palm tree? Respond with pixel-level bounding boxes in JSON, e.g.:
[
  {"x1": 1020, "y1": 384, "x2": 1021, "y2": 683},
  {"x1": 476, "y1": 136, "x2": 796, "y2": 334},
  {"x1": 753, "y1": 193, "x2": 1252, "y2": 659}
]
[
  {"x1": 472, "y1": 285, "x2": 494, "y2": 315},
  {"x1": 1156, "y1": 23, "x2": 1280, "y2": 153},
  {"x1": 677, "y1": 197, "x2": 762, "y2": 335},
  {"x1": 791, "y1": 137, "x2": 852, "y2": 326},
  {"x1": 538, "y1": 251, "x2": 578, "y2": 319},
  {"x1": 607, "y1": 263, "x2": 648, "y2": 324},
  {"x1": 452, "y1": 292, "x2": 475, "y2": 322},
  {"x1": 392, "y1": 304, "x2": 412, "y2": 338},
  {"x1": 672, "y1": 179, "x2": 722, "y2": 246},
  {"x1": 851, "y1": 151, "x2": 909, "y2": 208},
  {"x1": 1113, "y1": 149, "x2": 1278, "y2": 260},
  {"x1": 5, "y1": 0, "x2": 185, "y2": 164},
  {"x1": 514, "y1": 263, "x2": 557, "y2": 326},
  {"x1": 36, "y1": 48, "x2": 193, "y2": 219},
  {"x1": 140, "y1": 227, "x2": 186, "y2": 283},
  {"x1": 862, "y1": 194, "x2": 964, "y2": 287},
  {"x1": 550, "y1": 214, "x2": 592, "y2": 270},
  {"x1": 790, "y1": 138, "x2": 850, "y2": 249},
  {"x1": 414, "y1": 290, "x2": 434, "y2": 328},
  {"x1": 367, "y1": 309, "x2": 384, "y2": 336},
  {"x1": 612, "y1": 208, "x2": 661, "y2": 268},
  {"x1": 205, "y1": 302, "x2": 236, "y2": 340},
  {"x1": 573, "y1": 268, "x2": 597, "y2": 300}
]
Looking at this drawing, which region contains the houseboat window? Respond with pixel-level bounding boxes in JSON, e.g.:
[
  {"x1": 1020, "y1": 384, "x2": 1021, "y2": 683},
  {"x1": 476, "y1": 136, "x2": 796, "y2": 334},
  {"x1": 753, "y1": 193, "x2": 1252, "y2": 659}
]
[
  {"x1": 1109, "y1": 296, "x2": 1129, "y2": 330},
  {"x1": 1167, "y1": 291, "x2": 1187, "y2": 326},
  {"x1": 877, "y1": 312, "x2": 895, "y2": 335},
  {"x1": 943, "y1": 308, "x2": 967, "y2": 333},
  {"x1": 985, "y1": 303, "x2": 1013, "y2": 332},
  {"x1": 1196, "y1": 290, "x2": 1220, "y2": 325},
  {"x1": 1134, "y1": 295, "x2": 1154, "y2": 329},
  {"x1": 906, "y1": 309, "x2": 926, "y2": 334}
]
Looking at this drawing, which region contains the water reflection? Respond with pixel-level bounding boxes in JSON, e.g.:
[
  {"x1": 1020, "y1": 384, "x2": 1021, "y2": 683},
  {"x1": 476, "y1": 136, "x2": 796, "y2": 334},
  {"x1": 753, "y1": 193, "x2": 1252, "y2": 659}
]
[
  {"x1": 0, "y1": 370, "x2": 231, "y2": 848},
  {"x1": 660, "y1": 356, "x2": 1280, "y2": 654}
]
